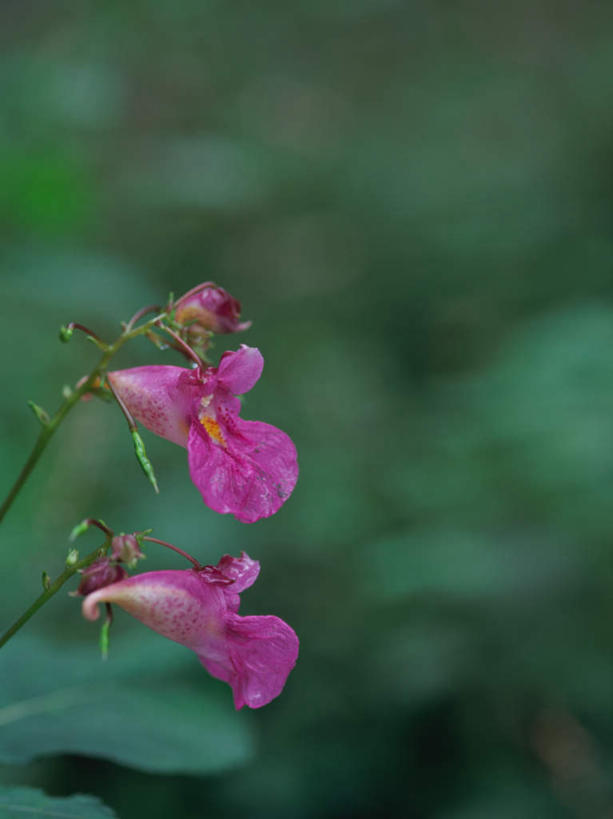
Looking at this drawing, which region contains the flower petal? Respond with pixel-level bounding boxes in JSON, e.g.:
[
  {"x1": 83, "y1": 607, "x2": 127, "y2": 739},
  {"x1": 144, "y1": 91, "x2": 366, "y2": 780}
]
[
  {"x1": 82, "y1": 570, "x2": 225, "y2": 649},
  {"x1": 187, "y1": 418, "x2": 298, "y2": 523},
  {"x1": 82, "y1": 566, "x2": 300, "y2": 709},
  {"x1": 107, "y1": 366, "x2": 194, "y2": 447},
  {"x1": 216, "y1": 346, "x2": 263, "y2": 395},
  {"x1": 198, "y1": 614, "x2": 299, "y2": 709},
  {"x1": 216, "y1": 551, "x2": 260, "y2": 592}
]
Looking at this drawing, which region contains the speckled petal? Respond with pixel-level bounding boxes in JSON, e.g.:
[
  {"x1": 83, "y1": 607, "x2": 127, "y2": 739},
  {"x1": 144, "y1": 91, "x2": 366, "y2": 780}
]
[
  {"x1": 82, "y1": 570, "x2": 225, "y2": 649},
  {"x1": 107, "y1": 366, "x2": 193, "y2": 447}
]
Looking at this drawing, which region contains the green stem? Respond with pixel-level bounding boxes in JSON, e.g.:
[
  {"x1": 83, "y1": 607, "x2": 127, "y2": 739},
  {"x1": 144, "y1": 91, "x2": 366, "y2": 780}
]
[
  {"x1": 0, "y1": 547, "x2": 103, "y2": 649},
  {"x1": 0, "y1": 312, "x2": 167, "y2": 525}
]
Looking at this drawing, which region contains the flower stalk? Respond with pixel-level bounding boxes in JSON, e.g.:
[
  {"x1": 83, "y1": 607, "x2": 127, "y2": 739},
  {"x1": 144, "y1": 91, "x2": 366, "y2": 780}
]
[
  {"x1": 0, "y1": 546, "x2": 104, "y2": 649},
  {"x1": 142, "y1": 536, "x2": 201, "y2": 569},
  {"x1": 155, "y1": 321, "x2": 203, "y2": 366},
  {"x1": 106, "y1": 379, "x2": 159, "y2": 493},
  {"x1": 0, "y1": 311, "x2": 167, "y2": 525}
]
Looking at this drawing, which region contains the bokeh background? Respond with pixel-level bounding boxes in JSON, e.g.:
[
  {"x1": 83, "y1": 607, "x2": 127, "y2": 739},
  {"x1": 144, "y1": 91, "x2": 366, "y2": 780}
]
[{"x1": 2, "y1": 1, "x2": 613, "y2": 817}]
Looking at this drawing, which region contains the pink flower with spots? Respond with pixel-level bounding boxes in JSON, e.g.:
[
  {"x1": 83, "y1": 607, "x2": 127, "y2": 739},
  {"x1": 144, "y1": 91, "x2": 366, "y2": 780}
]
[
  {"x1": 82, "y1": 552, "x2": 299, "y2": 709},
  {"x1": 108, "y1": 345, "x2": 298, "y2": 523}
]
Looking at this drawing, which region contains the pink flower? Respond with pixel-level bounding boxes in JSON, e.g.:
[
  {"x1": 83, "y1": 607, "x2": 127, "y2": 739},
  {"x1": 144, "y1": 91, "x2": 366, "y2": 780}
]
[
  {"x1": 174, "y1": 284, "x2": 251, "y2": 336},
  {"x1": 108, "y1": 345, "x2": 298, "y2": 523},
  {"x1": 82, "y1": 552, "x2": 299, "y2": 709}
]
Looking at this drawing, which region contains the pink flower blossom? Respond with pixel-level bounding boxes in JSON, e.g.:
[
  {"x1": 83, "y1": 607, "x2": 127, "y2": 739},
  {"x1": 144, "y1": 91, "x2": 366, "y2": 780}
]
[
  {"x1": 174, "y1": 284, "x2": 251, "y2": 336},
  {"x1": 108, "y1": 345, "x2": 298, "y2": 523},
  {"x1": 82, "y1": 552, "x2": 299, "y2": 709}
]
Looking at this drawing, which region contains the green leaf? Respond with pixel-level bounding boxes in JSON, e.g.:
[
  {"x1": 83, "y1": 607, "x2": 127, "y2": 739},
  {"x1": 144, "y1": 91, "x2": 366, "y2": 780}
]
[
  {"x1": 0, "y1": 634, "x2": 254, "y2": 774},
  {"x1": 68, "y1": 520, "x2": 91, "y2": 542},
  {"x1": 131, "y1": 430, "x2": 159, "y2": 494},
  {"x1": 0, "y1": 785, "x2": 116, "y2": 818},
  {"x1": 64, "y1": 550, "x2": 79, "y2": 568},
  {"x1": 99, "y1": 617, "x2": 110, "y2": 660},
  {"x1": 26, "y1": 400, "x2": 49, "y2": 426}
]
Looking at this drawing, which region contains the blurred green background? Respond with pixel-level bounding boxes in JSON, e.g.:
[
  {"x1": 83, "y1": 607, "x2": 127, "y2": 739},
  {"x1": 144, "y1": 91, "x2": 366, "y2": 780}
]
[{"x1": 2, "y1": 1, "x2": 613, "y2": 817}]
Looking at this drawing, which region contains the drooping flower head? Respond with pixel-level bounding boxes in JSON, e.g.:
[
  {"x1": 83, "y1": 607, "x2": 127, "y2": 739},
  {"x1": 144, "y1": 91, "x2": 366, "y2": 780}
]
[
  {"x1": 108, "y1": 345, "x2": 298, "y2": 523},
  {"x1": 173, "y1": 284, "x2": 251, "y2": 340},
  {"x1": 82, "y1": 552, "x2": 298, "y2": 709}
]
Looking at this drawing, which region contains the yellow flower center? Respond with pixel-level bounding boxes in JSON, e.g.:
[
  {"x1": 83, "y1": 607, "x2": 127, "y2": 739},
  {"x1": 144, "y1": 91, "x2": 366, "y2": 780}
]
[{"x1": 200, "y1": 415, "x2": 226, "y2": 446}]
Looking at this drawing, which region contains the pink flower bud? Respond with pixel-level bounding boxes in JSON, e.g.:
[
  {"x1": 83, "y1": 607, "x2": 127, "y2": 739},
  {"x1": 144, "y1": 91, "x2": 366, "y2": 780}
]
[
  {"x1": 110, "y1": 534, "x2": 144, "y2": 566},
  {"x1": 174, "y1": 285, "x2": 251, "y2": 336},
  {"x1": 77, "y1": 559, "x2": 127, "y2": 596}
]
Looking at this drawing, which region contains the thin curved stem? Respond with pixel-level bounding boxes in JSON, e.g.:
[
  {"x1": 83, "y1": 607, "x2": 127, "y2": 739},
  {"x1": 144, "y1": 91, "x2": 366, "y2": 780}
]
[
  {"x1": 142, "y1": 536, "x2": 201, "y2": 569},
  {"x1": 155, "y1": 322, "x2": 203, "y2": 367},
  {"x1": 78, "y1": 519, "x2": 114, "y2": 539},
  {"x1": 63, "y1": 322, "x2": 104, "y2": 343},
  {"x1": 0, "y1": 546, "x2": 103, "y2": 649},
  {"x1": 125, "y1": 304, "x2": 162, "y2": 331},
  {"x1": 107, "y1": 379, "x2": 138, "y2": 432}
]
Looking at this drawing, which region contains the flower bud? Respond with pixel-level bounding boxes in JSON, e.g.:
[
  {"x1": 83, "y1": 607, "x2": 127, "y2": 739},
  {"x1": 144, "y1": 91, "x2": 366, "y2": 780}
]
[
  {"x1": 66, "y1": 549, "x2": 80, "y2": 567},
  {"x1": 110, "y1": 534, "x2": 144, "y2": 567},
  {"x1": 59, "y1": 324, "x2": 74, "y2": 342},
  {"x1": 77, "y1": 559, "x2": 127, "y2": 596},
  {"x1": 174, "y1": 285, "x2": 251, "y2": 336}
]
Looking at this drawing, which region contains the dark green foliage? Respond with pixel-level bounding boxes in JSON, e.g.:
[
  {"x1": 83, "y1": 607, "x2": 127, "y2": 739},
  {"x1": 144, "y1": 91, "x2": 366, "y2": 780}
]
[
  {"x1": 3, "y1": 0, "x2": 613, "y2": 817},
  {"x1": 0, "y1": 785, "x2": 116, "y2": 818},
  {"x1": 0, "y1": 636, "x2": 253, "y2": 774}
]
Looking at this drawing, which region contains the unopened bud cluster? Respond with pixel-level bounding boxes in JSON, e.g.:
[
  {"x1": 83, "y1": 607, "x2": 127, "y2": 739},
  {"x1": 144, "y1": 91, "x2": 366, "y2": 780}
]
[{"x1": 75, "y1": 533, "x2": 145, "y2": 596}]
